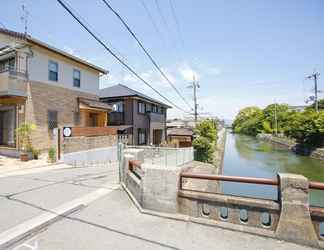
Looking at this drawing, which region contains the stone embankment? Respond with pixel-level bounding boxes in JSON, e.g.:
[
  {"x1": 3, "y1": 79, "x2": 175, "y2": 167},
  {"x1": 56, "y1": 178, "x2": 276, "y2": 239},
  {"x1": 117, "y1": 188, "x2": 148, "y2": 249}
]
[
  {"x1": 257, "y1": 134, "x2": 324, "y2": 161},
  {"x1": 213, "y1": 128, "x2": 227, "y2": 172}
]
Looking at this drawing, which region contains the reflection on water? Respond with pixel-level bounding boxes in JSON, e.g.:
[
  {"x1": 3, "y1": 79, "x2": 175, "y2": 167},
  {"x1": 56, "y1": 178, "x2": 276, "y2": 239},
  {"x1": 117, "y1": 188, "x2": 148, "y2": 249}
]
[{"x1": 222, "y1": 132, "x2": 324, "y2": 207}]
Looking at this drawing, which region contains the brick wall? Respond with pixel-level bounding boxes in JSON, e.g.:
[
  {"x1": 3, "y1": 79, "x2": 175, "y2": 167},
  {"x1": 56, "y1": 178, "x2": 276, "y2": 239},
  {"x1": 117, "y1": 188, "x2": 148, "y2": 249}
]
[
  {"x1": 63, "y1": 134, "x2": 117, "y2": 154},
  {"x1": 25, "y1": 81, "x2": 98, "y2": 150}
]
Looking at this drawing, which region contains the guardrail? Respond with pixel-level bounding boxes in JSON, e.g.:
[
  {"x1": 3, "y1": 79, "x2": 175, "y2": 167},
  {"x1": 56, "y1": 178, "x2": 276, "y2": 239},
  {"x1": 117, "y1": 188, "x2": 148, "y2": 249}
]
[{"x1": 179, "y1": 173, "x2": 324, "y2": 244}]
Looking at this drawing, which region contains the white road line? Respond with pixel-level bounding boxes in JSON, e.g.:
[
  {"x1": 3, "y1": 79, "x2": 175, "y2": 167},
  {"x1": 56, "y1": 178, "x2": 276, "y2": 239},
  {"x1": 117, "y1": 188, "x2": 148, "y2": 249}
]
[{"x1": 0, "y1": 184, "x2": 119, "y2": 250}]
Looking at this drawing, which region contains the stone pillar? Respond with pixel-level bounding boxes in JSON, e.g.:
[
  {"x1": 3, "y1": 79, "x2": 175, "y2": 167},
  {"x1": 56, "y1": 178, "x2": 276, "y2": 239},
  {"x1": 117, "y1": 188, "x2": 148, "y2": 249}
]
[
  {"x1": 141, "y1": 165, "x2": 181, "y2": 213},
  {"x1": 276, "y1": 173, "x2": 319, "y2": 247}
]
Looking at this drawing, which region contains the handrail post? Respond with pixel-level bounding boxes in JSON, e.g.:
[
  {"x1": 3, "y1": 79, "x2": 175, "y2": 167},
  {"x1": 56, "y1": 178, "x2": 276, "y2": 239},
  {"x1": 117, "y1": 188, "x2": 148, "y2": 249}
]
[{"x1": 275, "y1": 173, "x2": 319, "y2": 248}]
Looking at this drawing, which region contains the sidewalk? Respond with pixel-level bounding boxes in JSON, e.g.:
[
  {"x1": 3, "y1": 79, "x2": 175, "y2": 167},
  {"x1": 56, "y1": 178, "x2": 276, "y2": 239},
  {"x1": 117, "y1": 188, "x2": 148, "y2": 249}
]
[{"x1": 13, "y1": 189, "x2": 314, "y2": 250}]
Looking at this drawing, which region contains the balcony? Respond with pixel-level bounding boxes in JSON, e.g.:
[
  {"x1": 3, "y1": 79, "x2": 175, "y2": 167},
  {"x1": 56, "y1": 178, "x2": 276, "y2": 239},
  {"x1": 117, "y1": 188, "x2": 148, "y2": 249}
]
[
  {"x1": 0, "y1": 67, "x2": 27, "y2": 97},
  {"x1": 148, "y1": 111, "x2": 165, "y2": 123},
  {"x1": 108, "y1": 111, "x2": 125, "y2": 125}
]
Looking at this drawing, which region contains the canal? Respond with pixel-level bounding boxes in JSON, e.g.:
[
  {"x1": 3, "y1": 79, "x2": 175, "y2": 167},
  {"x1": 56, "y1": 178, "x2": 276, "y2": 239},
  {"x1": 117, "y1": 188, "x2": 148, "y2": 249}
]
[{"x1": 222, "y1": 131, "x2": 324, "y2": 207}]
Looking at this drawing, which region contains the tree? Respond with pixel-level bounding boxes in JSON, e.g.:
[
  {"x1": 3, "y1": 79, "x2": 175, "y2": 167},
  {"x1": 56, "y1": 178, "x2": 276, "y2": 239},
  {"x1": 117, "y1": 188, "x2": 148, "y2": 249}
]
[
  {"x1": 193, "y1": 137, "x2": 215, "y2": 163},
  {"x1": 232, "y1": 107, "x2": 263, "y2": 136},
  {"x1": 285, "y1": 110, "x2": 324, "y2": 146},
  {"x1": 193, "y1": 119, "x2": 218, "y2": 163},
  {"x1": 262, "y1": 104, "x2": 289, "y2": 133}
]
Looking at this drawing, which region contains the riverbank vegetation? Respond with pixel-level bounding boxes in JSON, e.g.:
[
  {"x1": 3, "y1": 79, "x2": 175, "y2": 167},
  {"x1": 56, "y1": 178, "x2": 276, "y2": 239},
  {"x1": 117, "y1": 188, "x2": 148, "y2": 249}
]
[
  {"x1": 232, "y1": 102, "x2": 324, "y2": 147},
  {"x1": 193, "y1": 119, "x2": 218, "y2": 163}
]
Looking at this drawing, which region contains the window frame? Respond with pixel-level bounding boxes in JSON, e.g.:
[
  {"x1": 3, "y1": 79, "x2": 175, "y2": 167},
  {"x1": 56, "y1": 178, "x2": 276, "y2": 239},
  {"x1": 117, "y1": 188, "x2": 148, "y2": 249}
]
[
  {"x1": 138, "y1": 101, "x2": 146, "y2": 114},
  {"x1": 138, "y1": 128, "x2": 146, "y2": 145},
  {"x1": 48, "y1": 110, "x2": 58, "y2": 130},
  {"x1": 73, "y1": 69, "x2": 81, "y2": 88},
  {"x1": 48, "y1": 60, "x2": 58, "y2": 82}
]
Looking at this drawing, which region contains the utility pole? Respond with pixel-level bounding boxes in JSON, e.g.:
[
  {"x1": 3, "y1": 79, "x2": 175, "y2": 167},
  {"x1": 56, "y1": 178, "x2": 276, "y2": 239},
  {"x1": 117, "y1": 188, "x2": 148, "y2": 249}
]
[
  {"x1": 306, "y1": 71, "x2": 320, "y2": 112},
  {"x1": 187, "y1": 74, "x2": 200, "y2": 125}
]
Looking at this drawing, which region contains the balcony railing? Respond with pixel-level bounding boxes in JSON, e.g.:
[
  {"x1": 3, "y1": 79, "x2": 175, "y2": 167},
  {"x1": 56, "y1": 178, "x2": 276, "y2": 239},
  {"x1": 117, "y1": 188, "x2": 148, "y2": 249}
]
[
  {"x1": 0, "y1": 66, "x2": 27, "y2": 78},
  {"x1": 108, "y1": 112, "x2": 125, "y2": 125},
  {"x1": 0, "y1": 66, "x2": 28, "y2": 97}
]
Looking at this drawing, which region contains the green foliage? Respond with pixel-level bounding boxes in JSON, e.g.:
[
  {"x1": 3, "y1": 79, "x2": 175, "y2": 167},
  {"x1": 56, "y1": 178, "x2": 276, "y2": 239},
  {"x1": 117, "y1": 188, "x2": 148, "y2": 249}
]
[
  {"x1": 306, "y1": 99, "x2": 324, "y2": 111},
  {"x1": 16, "y1": 123, "x2": 37, "y2": 152},
  {"x1": 285, "y1": 110, "x2": 324, "y2": 146},
  {"x1": 232, "y1": 107, "x2": 263, "y2": 136},
  {"x1": 48, "y1": 147, "x2": 56, "y2": 163},
  {"x1": 31, "y1": 148, "x2": 40, "y2": 160},
  {"x1": 193, "y1": 119, "x2": 218, "y2": 163},
  {"x1": 193, "y1": 137, "x2": 215, "y2": 163},
  {"x1": 233, "y1": 103, "x2": 324, "y2": 147}
]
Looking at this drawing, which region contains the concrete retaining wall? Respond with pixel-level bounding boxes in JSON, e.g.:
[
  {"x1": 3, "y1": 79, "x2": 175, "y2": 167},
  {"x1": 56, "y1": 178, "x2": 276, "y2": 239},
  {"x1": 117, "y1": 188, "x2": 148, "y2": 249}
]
[
  {"x1": 63, "y1": 135, "x2": 117, "y2": 154},
  {"x1": 213, "y1": 128, "x2": 227, "y2": 172},
  {"x1": 257, "y1": 133, "x2": 324, "y2": 162},
  {"x1": 63, "y1": 146, "x2": 117, "y2": 166}
]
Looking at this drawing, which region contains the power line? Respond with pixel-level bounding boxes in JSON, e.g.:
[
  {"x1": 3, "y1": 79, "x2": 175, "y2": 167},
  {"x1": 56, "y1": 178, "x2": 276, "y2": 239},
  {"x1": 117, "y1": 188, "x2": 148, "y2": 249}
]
[
  {"x1": 56, "y1": 0, "x2": 190, "y2": 113},
  {"x1": 168, "y1": 0, "x2": 185, "y2": 51},
  {"x1": 100, "y1": 0, "x2": 193, "y2": 111},
  {"x1": 138, "y1": 0, "x2": 166, "y2": 46},
  {"x1": 61, "y1": 0, "x2": 128, "y2": 63}
]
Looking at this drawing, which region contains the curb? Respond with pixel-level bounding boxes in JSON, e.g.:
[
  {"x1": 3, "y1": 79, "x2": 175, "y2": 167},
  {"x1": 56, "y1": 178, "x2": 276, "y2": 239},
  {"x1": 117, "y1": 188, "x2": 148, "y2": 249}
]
[{"x1": 0, "y1": 185, "x2": 118, "y2": 249}]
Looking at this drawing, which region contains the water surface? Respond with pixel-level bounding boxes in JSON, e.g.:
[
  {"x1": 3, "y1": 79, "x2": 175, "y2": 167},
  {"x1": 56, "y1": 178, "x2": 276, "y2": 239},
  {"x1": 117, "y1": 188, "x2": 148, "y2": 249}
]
[{"x1": 222, "y1": 132, "x2": 324, "y2": 207}]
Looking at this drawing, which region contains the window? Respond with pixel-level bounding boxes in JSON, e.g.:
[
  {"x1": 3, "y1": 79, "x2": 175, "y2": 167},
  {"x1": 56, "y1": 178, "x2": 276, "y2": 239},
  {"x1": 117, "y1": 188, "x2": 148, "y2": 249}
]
[
  {"x1": 152, "y1": 105, "x2": 158, "y2": 113},
  {"x1": 48, "y1": 110, "x2": 58, "y2": 129},
  {"x1": 138, "y1": 128, "x2": 146, "y2": 145},
  {"x1": 73, "y1": 69, "x2": 81, "y2": 87},
  {"x1": 138, "y1": 101, "x2": 145, "y2": 114},
  {"x1": 48, "y1": 61, "x2": 58, "y2": 81},
  {"x1": 112, "y1": 102, "x2": 123, "y2": 112}
]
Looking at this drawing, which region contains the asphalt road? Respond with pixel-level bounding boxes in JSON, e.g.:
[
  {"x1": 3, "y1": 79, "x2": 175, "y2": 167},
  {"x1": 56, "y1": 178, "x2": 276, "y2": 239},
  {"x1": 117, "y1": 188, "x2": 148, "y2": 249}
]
[
  {"x1": 12, "y1": 190, "x2": 313, "y2": 250},
  {"x1": 0, "y1": 163, "x2": 119, "y2": 234}
]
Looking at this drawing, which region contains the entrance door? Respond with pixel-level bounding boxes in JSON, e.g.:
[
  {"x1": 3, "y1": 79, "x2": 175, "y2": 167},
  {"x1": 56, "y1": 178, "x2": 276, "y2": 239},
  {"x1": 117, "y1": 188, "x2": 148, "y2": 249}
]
[
  {"x1": 153, "y1": 129, "x2": 163, "y2": 145},
  {"x1": 0, "y1": 106, "x2": 16, "y2": 146}
]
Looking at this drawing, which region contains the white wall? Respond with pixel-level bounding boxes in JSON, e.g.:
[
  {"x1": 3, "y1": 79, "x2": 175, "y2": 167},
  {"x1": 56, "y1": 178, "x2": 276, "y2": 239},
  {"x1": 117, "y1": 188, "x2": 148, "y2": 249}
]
[{"x1": 28, "y1": 49, "x2": 100, "y2": 95}]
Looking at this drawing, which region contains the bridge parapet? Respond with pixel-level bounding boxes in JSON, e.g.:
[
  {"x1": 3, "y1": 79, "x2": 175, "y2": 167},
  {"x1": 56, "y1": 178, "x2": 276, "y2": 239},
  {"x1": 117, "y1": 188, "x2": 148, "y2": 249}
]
[
  {"x1": 121, "y1": 150, "x2": 324, "y2": 248},
  {"x1": 179, "y1": 173, "x2": 324, "y2": 248}
]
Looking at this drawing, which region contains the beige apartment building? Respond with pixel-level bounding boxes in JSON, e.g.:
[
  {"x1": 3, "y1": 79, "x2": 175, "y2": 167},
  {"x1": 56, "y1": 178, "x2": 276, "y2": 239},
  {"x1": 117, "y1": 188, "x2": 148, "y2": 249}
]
[{"x1": 0, "y1": 28, "x2": 112, "y2": 156}]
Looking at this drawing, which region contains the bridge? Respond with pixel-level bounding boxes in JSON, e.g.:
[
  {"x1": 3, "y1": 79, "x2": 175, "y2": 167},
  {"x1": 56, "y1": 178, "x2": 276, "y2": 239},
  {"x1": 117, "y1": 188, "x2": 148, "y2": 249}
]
[{"x1": 122, "y1": 147, "x2": 324, "y2": 249}]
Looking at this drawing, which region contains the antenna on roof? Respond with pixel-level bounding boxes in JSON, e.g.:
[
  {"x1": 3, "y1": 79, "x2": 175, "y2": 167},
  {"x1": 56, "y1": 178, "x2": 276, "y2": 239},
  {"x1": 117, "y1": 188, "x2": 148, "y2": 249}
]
[{"x1": 20, "y1": 4, "x2": 29, "y2": 35}]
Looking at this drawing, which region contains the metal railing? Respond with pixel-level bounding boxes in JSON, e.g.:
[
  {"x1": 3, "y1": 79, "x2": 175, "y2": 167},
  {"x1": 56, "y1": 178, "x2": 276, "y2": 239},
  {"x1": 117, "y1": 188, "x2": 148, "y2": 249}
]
[
  {"x1": 179, "y1": 173, "x2": 324, "y2": 191},
  {"x1": 126, "y1": 145, "x2": 194, "y2": 167}
]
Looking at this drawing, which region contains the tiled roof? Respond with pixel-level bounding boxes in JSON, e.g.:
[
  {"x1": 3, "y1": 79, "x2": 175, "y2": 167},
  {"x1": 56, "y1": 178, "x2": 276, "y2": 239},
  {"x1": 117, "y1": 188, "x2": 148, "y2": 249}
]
[
  {"x1": 167, "y1": 128, "x2": 193, "y2": 136},
  {"x1": 99, "y1": 84, "x2": 171, "y2": 108},
  {"x1": 0, "y1": 28, "x2": 107, "y2": 74},
  {"x1": 79, "y1": 97, "x2": 113, "y2": 110}
]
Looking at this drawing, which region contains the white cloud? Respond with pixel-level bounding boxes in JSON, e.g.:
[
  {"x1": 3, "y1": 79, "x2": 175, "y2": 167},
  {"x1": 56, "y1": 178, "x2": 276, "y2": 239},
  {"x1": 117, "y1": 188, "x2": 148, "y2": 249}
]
[{"x1": 178, "y1": 63, "x2": 199, "y2": 81}]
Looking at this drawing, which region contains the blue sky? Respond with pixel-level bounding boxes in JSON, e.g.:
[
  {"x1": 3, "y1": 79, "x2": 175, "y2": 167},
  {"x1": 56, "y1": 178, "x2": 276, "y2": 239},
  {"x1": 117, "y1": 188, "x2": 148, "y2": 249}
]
[{"x1": 2, "y1": 0, "x2": 324, "y2": 120}]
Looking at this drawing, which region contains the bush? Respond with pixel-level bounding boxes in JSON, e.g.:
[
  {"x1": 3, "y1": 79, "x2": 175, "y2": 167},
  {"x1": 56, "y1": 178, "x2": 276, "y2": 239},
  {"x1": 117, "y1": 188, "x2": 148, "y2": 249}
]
[
  {"x1": 48, "y1": 147, "x2": 56, "y2": 163},
  {"x1": 16, "y1": 123, "x2": 37, "y2": 152},
  {"x1": 31, "y1": 148, "x2": 40, "y2": 160},
  {"x1": 193, "y1": 119, "x2": 218, "y2": 163}
]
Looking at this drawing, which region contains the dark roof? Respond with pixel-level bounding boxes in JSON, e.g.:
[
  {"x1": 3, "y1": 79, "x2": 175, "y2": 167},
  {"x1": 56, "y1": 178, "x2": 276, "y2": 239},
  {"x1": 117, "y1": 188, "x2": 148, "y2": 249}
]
[
  {"x1": 107, "y1": 125, "x2": 132, "y2": 131},
  {"x1": 78, "y1": 97, "x2": 113, "y2": 110},
  {"x1": 167, "y1": 128, "x2": 193, "y2": 136},
  {"x1": 0, "y1": 28, "x2": 107, "y2": 74},
  {"x1": 99, "y1": 84, "x2": 171, "y2": 108}
]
